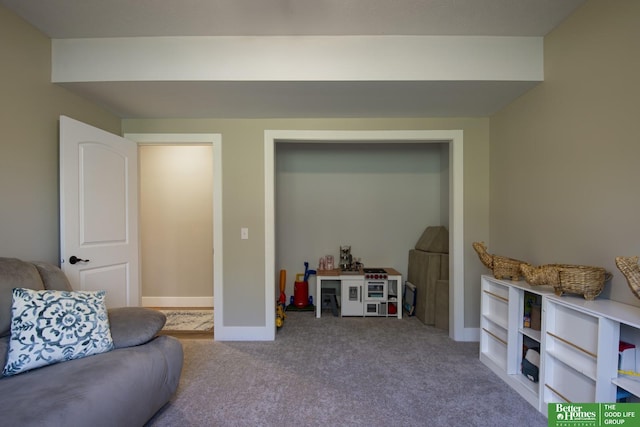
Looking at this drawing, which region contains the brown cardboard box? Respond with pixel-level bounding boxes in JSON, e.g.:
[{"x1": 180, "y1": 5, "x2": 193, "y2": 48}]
[{"x1": 531, "y1": 304, "x2": 541, "y2": 331}]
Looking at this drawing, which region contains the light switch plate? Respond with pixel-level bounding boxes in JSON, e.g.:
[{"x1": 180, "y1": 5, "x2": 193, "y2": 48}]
[{"x1": 241, "y1": 227, "x2": 249, "y2": 240}]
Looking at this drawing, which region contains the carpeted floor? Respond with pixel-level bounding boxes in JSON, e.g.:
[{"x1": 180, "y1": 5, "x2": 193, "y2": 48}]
[{"x1": 145, "y1": 311, "x2": 547, "y2": 427}]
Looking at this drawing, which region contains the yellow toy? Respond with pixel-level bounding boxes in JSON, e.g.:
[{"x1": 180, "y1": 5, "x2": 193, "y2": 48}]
[
  {"x1": 276, "y1": 303, "x2": 286, "y2": 328},
  {"x1": 276, "y1": 269, "x2": 287, "y2": 328}
]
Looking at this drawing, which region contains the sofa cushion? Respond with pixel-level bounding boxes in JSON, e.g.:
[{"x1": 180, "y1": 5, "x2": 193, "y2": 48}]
[
  {"x1": 414, "y1": 226, "x2": 449, "y2": 253},
  {"x1": 3, "y1": 288, "x2": 113, "y2": 376},
  {"x1": 108, "y1": 307, "x2": 166, "y2": 349},
  {"x1": 33, "y1": 261, "x2": 73, "y2": 291},
  {"x1": 0, "y1": 258, "x2": 46, "y2": 338}
]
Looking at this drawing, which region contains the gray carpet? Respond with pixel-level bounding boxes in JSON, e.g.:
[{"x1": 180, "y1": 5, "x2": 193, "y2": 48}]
[{"x1": 146, "y1": 312, "x2": 548, "y2": 427}]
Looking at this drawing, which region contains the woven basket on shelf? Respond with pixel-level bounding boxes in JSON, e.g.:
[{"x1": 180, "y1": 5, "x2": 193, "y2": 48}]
[
  {"x1": 493, "y1": 256, "x2": 529, "y2": 281},
  {"x1": 472, "y1": 242, "x2": 529, "y2": 281},
  {"x1": 520, "y1": 264, "x2": 556, "y2": 286},
  {"x1": 615, "y1": 256, "x2": 640, "y2": 301},
  {"x1": 472, "y1": 242, "x2": 493, "y2": 269},
  {"x1": 521, "y1": 263, "x2": 609, "y2": 300}
]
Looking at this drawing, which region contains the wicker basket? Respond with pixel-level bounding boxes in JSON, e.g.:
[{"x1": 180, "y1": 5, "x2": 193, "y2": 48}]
[
  {"x1": 472, "y1": 242, "x2": 528, "y2": 280},
  {"x1": 615, "y1": 256, "x2": 640, "y2": 301},
  {"x1": 472, "y1": 242, "x2": 493, "y2": 269},
  {"x1": 520, "y1": 264, "x2": 556, "y2": 286},
  {"x1": 493, "y1": 255, "x2": 529, "y2": 280},
  {"x1": 522, "y1": 263, "x2": 609, "y2": 300}
]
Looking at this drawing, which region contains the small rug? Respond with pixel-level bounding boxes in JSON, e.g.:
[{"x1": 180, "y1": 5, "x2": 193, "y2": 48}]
[{"x1": 158, "y1": 309, "x2": 213, "y2": 332}]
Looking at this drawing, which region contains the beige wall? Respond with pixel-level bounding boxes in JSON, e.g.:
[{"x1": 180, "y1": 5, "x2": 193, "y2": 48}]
[
  {"x1": 490, "y1": 0, "x2": 640, "y2": 305},
  {"x1": 139, "y1": 145, "x2": 213, "y2": 302},
  {"x1": 122, "y1": 118, "x2": 489, "y2": 327},
  {"x1": 3, "y1": 0, "x2": 636, "y2": 331},
  {"x1": 0, "y1": 3, "x2": 490, "y2": 330},
  {"x1": 0, "y1": 6, "x2": 121, "y2": 264},
  {"x1": 275, "y1": 142, "x2": 446, "y2": 300}
]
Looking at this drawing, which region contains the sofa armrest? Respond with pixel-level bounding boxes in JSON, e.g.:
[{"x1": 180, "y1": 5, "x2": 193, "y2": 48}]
[{"x1": 108, "y1": 307, "x2": 166, "y2": 349}]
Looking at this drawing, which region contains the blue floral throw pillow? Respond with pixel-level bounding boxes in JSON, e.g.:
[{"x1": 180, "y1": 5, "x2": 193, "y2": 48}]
[{"x1": 2, "y1": 288, "x2": 114, "y2": 376}]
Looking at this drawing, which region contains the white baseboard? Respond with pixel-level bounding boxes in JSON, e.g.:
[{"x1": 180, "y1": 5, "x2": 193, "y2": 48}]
[
  {"x1": 214, "y1": 325, "x2": 275, "y2": 341},
  {"x1": 142, "y1": 296, "x2": 213, "y2": 308},
  {"x1": 460, "y1": 327, "x2": 480, "y2": 342}
]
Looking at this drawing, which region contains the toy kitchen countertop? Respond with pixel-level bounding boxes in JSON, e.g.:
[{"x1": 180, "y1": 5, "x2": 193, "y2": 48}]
[{"x1": 316, "y1": 267, "x2": 401, "y2": 277}]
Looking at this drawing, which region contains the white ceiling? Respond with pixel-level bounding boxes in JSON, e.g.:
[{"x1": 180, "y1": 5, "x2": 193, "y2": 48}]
[{"x1": 1, "y1": 0, "x2": 587, "y2": 118}]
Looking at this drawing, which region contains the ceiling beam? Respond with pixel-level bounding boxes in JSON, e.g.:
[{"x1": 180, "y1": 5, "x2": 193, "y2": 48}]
[{"x1": 52, "y1": 35, "x2": 543, "y2": 83}]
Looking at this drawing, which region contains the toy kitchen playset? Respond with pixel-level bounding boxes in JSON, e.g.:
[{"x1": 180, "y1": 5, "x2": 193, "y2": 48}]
[{"x1": 315, "y1": 246, "x2": 403, "y2": 319}]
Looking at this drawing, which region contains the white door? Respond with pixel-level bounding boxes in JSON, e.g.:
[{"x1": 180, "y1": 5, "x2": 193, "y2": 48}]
[{"x1": 59, "y1": 116, "x2": 139, "y2": 308}]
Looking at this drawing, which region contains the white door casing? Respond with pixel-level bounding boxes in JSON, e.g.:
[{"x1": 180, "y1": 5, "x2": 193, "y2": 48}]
[
  {"x1": 60, "y1": 116, "x2": 139, "y2": 308},
  {"x1": 265, "y1": 130, "x2": 467, "y2": 341},
  {"x1": 124, "y1": 133, "x2": 222, "y2": 339}
]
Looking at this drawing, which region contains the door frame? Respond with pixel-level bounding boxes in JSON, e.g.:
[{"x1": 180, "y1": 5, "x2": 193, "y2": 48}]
[
  {"x1": 125, "y1": 133, "x2": 223, "y2": 338},
  {"x1": 265, "y1": 130, "x2": 466, "y2": 341}
]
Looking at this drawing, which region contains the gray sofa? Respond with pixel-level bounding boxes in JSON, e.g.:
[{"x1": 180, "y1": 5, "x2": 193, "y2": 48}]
[{"x1": 0, "y1": 257, "x2": 183, "y2": 427}]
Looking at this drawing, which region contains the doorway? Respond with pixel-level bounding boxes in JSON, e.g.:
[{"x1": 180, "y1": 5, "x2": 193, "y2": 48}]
[
  {"x1": 125, "y1": 133, "x2": 223, "y2": 337},
  {"x1": 265, "y1": 130, "x2": 464, "y2": 341},
  {"x1": 139, "y1": 144, "x2": 213, "y2": 306}
]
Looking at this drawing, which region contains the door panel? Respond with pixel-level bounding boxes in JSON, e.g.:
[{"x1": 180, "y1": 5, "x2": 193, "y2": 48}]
[
  {"x1": 60, "y1": 116, "x2": 139, "y2": 308},
  {"x1": 81, "y1": 144, "x2": 127, "y2": 242},
  {"x1": 79, "y1": 263, "x2": 129, "y2": 309}
]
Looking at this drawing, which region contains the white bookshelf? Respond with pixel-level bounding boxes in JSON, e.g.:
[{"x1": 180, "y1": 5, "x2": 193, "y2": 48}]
[
  {"x1": 480, "y1": 275, "x2": 640, "y2": 417},
  {"x1": 480, "y1": 275, "x2": 554, "y2": 411}
]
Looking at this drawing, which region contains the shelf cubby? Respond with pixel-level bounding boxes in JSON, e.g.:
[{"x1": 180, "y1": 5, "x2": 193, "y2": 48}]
[
  {"x1": 544, "y1": 354, "x2": 596, "y2": 403},
  {"x1": 545, "y1": 332, "x2": 597, "y2": 380}
]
